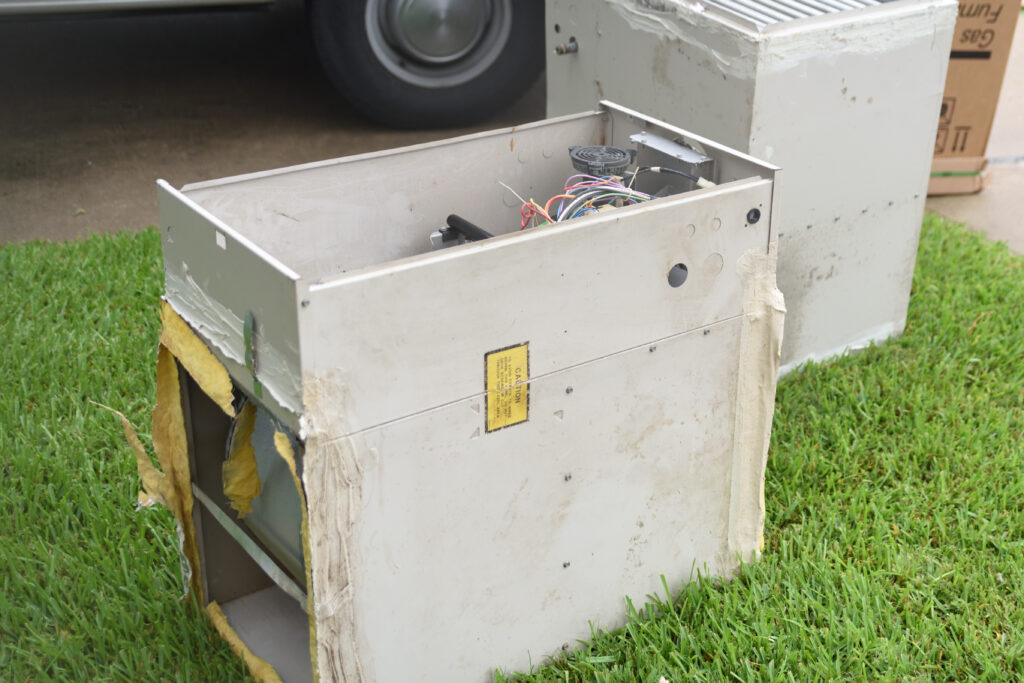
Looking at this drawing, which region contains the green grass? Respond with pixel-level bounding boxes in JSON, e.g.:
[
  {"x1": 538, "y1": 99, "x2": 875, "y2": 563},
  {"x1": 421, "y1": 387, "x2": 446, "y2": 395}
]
[
  {"x1": 2, "y1": 215, "x2": 1023, "y2": 681},
  {"x1": 0, "y1": 232, "x2": 245, "y2": 680}
]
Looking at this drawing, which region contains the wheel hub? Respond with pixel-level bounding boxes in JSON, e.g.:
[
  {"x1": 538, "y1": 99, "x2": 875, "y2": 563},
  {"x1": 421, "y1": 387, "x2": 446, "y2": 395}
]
[
  {"x1": 383, "y1": 0, "x2": 492, "y2": 65},
  {"x1": 365, "y1": 0, "x2": 512, "y2": 89}
]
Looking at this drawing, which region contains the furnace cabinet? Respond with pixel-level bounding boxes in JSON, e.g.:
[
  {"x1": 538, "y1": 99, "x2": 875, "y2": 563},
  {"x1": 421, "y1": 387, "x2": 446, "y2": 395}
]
[
  {"x1": 154, "y1": 102, "x2": 784, "y2": 682},
  {"x1": 547, "y1": 0, "x2": 956, "y2": 371}
]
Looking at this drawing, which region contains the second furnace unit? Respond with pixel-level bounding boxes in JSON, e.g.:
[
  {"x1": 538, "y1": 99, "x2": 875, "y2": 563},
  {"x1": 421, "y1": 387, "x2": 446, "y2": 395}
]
[{"x1": 547, "y1": 0, "x2": 957, "y2": 370}]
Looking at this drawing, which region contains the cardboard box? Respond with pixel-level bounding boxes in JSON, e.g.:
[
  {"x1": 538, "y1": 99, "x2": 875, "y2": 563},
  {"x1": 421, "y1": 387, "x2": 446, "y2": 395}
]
[{"x1": 930, "y1": 0, "x2": 1020, "y2": 195}]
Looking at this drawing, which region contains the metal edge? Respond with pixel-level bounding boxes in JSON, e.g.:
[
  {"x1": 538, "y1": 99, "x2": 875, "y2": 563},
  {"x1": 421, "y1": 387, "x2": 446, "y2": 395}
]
[
  {"x1": 179, "y1": 111, "x2": 606, "y2": 193},
  {"x1": 157, "y1": 179, "x2": 302, "y2": 282}
]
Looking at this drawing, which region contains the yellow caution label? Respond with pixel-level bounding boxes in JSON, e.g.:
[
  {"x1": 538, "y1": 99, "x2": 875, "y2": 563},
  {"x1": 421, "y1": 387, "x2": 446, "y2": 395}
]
[{"x1": 485, "y1": 342, "x2": 529, "y2": 432}]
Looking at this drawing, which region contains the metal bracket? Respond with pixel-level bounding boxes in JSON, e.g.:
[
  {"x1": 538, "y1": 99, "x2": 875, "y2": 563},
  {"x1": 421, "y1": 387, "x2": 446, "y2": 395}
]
[{"x1": 192, "y1": 484, "x2": 307, "y2": 609}]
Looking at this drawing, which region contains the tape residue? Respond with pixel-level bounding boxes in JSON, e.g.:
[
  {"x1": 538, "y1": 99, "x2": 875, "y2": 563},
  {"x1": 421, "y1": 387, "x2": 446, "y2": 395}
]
[
  {"x1": 164, "y1": 269, "x2": 303, "y2": 417},
  {"x1": 758, "y1": 4, "x2": 954, "y2": 76},
  {"x1": 302, "y1": 376, "x2": 367, "y2": 682},
  {"x1": 727, "y1": 240, "x2": 785, "y2": 564},
  {"x1": 604, "y1": 0, "x2": 760, "y2": 78}
]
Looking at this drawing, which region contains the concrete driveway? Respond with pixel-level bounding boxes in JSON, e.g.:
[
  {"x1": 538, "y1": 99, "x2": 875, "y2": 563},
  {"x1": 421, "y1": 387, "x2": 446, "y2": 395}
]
[{"x1": 0, "y1": 0, "x2": 545, "y2": 244}]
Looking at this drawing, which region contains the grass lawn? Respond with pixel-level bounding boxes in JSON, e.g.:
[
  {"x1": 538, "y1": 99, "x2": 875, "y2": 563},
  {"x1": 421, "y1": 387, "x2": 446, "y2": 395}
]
[{"x1": 2, "y1": 215, "x2": 1022, "y2": 681}]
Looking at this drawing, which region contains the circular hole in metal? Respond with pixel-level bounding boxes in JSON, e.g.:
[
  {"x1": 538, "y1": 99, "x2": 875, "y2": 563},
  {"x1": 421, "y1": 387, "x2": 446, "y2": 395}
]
[{"x1": 667, "y1": 263, "x2": 689, "y2": 288}]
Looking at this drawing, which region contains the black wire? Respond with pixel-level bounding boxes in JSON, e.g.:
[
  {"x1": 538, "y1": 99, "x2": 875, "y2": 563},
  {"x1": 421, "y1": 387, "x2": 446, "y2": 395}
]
[{"x1": 629, "y1": 166, "x2": 701, "y2": 183}]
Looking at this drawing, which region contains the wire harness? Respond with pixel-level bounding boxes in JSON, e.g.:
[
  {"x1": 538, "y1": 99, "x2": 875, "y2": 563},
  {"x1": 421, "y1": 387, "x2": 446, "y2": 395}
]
[
  {"x1": 518, "y1": 174, "x2": 654, "y2": 229},
  {"x1": 510, "y1": 156, "x2": 716, "y2": 230}
]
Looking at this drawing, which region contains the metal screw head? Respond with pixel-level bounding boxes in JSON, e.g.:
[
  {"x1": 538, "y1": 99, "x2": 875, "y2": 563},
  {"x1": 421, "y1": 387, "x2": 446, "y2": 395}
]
[
  {"x1": 746, "y1": 208, "x2": 761, "y2": 224},
  {"x1": 562, "y1": 561, "x2": 571, "y2": 568},
  {"x1": 565, "y1": 386, "x2": 573, "y2": 394},
  {"x1": 554, "y1": 38, "x2": 579, "y2": 55}
]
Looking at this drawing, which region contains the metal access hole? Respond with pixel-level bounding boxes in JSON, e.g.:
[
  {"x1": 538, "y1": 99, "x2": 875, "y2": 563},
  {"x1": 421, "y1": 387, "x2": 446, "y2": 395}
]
[{"x1": 667, "y1": 263, "x2": 688, "y2": 288}]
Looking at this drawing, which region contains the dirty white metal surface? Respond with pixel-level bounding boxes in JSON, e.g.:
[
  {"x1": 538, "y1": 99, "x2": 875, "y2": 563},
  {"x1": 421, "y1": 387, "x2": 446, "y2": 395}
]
[
  {"x1": 314, "y1": 316, "x2": 748, "y2": 681},
  {"x1": 547, "y1": 0, "x2": 957, "y2": 370},
  {"x1": 160, "y1": 102, "x2": 784, "y2": 681}
]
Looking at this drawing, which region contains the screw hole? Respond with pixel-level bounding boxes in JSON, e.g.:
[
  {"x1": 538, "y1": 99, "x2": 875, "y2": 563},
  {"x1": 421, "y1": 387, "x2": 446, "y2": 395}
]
[
  {"x1": 554, "y1": 23, "x2": 561, "y2": 33},
  {"x1": 667, "y1": 263, "x2": 688, "y2": 288}
]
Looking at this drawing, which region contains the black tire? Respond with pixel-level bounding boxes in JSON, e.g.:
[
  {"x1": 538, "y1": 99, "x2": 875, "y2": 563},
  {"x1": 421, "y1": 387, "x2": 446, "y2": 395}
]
[{"x1": 309, "y1": 0, "x2": 544, "y2": 128}]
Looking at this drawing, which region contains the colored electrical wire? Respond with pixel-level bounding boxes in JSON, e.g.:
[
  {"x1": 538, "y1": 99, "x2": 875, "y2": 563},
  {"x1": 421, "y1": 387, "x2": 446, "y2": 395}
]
[{"x1": 509, "y1": 163, "x2": 705, "y2": 231}]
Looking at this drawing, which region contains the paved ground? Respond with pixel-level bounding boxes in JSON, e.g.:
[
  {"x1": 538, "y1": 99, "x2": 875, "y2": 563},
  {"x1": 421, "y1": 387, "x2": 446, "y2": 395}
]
[
  {"x1": 1, "y1": 3, "x2": 1018, "y2": 251},
  {"x1": 0, "y1": 0, "x2": 544, "y2": 244}
]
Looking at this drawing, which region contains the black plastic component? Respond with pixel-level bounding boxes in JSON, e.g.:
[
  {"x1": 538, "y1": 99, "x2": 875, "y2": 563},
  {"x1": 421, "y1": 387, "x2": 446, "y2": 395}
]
[
  {"x1": 446, "y1": 214, "x2": 493, "y2": 241},
  {"x1": 568, "y1": 145, "x2": 636, "y2": 176}
]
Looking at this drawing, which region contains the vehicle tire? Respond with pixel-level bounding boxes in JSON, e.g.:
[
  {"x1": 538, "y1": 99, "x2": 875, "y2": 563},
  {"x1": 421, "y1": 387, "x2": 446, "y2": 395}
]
[{"x1": 309, "y1": 0, "x2": 544, "y2": 128}]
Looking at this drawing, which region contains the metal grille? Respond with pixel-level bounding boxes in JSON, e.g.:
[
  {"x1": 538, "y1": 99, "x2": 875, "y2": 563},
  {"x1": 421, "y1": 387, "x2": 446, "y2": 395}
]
[{"x1": 700, "y1": 0, "x2": 883, "y2": 27}]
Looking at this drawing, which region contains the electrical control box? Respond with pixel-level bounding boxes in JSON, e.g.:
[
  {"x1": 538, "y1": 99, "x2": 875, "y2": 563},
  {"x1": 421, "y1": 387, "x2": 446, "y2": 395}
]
[{"x1": 156, "y1": 102, "x2": 784, "y2": 682}]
